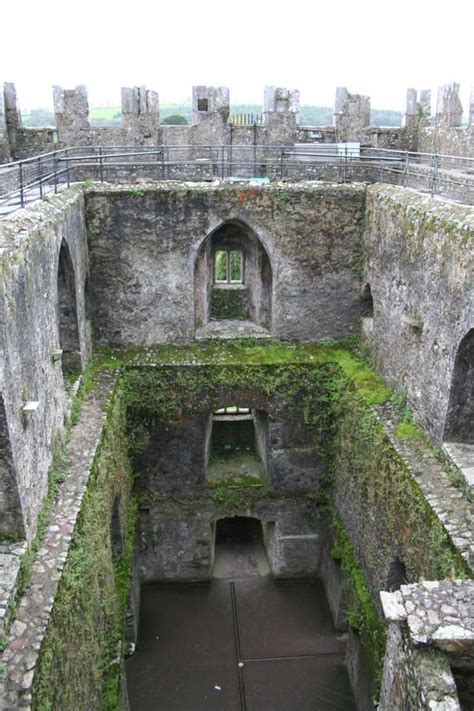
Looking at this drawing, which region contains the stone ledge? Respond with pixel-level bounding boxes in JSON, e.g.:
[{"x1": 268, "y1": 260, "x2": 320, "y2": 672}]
[
  {"x1": 0, "y1": 371, "x2": 117, "y2": 710},
  {"x1": 377, "y1": 404, "x2": 474, "y2": 569},
  {"x1": 381, "y1": 580, "x2": 474, "y2": 652}
]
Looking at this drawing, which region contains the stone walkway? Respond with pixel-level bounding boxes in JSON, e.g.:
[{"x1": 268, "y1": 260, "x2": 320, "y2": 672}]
[
  {"x1": 378, "y1": 405, "x2": 474, "y2": 570},
  {"x1": 0, "y1": 372, "x2": 116, "y2": 710}
]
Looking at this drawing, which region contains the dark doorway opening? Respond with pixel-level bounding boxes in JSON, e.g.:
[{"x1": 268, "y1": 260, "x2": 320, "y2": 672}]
[
  {"x1": 213, "y1": 517, "x2": 270, "y2": 579},
  {"x1": 444, "y1": 329, "x2": 474, "y2": 443},
  {"x1": 57, "y1": 240, "x2": 81, "y2": 382}
]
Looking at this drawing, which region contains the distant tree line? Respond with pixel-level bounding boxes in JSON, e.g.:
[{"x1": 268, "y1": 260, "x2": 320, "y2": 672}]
[{"x1": 21, "y1": 104, "x2": 403, "y2": 128}]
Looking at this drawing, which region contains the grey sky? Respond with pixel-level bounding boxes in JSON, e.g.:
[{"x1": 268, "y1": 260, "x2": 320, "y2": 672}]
[{"x1": 2, "y1": 0, "x2": 472, "y2": 114}]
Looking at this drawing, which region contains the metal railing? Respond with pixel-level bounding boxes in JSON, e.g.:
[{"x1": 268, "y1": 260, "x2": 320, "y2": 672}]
[
  {"x1": 230, "y1": 113, "x2": 264, "y2": 126},
  {"x1": 1, "y1": 144, "x2": 473, "y2": 217}
]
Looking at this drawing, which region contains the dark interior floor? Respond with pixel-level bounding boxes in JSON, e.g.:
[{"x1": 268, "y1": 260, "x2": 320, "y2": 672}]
[{"x1": 125, "y1": 577, "x2": 357, "y2": 710}]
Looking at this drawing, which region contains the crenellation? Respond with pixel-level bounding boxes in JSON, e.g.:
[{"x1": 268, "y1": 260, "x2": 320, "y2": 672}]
[
  {"x1": 334, "y1": 86, "x2": 371, "y2": 141},
  {"x1": 436, "y1": 82, "x2": 464, "y2": 128},
  {"x1": 0, "y1": 80, "x2": 473, "y2": 163},
  {"x1": 0, "y1": 85, "x2": 11, "y2": 163},
  {"x1": 121, "y1": 85, "x2": 160, "y2": 137}
]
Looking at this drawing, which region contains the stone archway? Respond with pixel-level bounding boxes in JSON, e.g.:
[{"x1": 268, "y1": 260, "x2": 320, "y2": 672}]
[
  {"x1": 194, "y1": 219, "x2": 272, "y2": 334},
  {"x1": 444, "y1": 329, "x2": 474, "y2": 443}
]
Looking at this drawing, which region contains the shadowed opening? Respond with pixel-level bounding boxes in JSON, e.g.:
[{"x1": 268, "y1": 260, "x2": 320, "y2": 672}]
[
  {"x1": 57, "y1": 240, "x2": 81, "y2": 382},
  {"x1": 444, "y1": 328, "x2": 474, "y2": 443}
]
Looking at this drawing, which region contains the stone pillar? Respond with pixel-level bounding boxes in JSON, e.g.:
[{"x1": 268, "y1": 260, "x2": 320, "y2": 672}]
[
  {"x1": 402, "y1": 88, "x2": 417, "y2": 127},
  {"x1": 121, "y1": 86, "x2": 159, "y2": 139},
  {"x1": 192, "y1": 86, "x2": 230, "y2": 125},
  {"x1": 262, "y1": 86, "x2": 299, "y2": 144},
  {"x1": 53, "y1": 85, "x2": 90, "y2": 145},
  {"x1": 0, "y1": 85, "x2": 11, "y2": 163},
  {"x1": 436, "y1": 82, "x2": 463, "y2": 127},
  {"x1": 263, "y1": 86, "x2": 299, "y2": 118},
  {"x1": 3, "y1": 82, "x2": 22, "y2": 158},
  {"x1": 334, "y1": 87, "x2": 370, "y2": 142}
]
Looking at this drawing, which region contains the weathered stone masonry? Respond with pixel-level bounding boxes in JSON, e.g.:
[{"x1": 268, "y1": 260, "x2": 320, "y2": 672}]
[
  {"x1": 0, "y1": 180, "x2": 472, "y2": 709},
  {"x1": 0, "y1": 189, "x2": 90, "y2": 541},
  {"x1": 86, "y1": 182, "x2": 366, "y2": 344},
  {"x1": 364, "y1": 184, "x2": 474, "y2": 443}
]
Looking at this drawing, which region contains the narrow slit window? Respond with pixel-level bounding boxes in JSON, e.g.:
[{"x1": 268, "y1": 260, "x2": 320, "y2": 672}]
[{"x1": 214, "y1": 250, "x2": 244, "y2": 284}]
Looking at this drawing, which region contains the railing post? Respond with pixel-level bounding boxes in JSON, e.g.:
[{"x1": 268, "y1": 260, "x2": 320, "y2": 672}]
[
  {"x1": 18, "y1": 161, "x2": 25, "y2": 207},
  {"x1": 403, "y1": 151, "x2": 409, "y2": 187},
  {"x1": 98, "y1": 146, "x2": 104, "y2": 182},
  {"x1": 161, "y1": 148, "x2": 165, "y2": 180},
  {"x1": 37, "y1": 156, "x2": 43, "y2": 199},
  {"x1": 53, "y1": 151, "x2": 58, "y2": 194},
  {"x1": 430, "y1": 153, "x2": 440, "y2": 197},
  {"x1": 65, "y1": 148, "x2": 70, "y2": 188},
  {"x1": 280, "y1": 148, "x2": 284, "y2": 180}
]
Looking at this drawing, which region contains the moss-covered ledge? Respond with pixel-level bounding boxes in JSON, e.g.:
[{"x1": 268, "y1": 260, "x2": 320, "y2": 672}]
[{"x1": 0, "y1": 371, "x2": 135, "y2": 710}]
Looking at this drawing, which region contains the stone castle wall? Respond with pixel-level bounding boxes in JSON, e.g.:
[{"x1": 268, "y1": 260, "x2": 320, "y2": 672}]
[
  {"x1": 364, "y1": 183, "x2": 474, "y2": 442},
  {"x1": 0, "y1": 188, "x2": 90, "y2": 541}
]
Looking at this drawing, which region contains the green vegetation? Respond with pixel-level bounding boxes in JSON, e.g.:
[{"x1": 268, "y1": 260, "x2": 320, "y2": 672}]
[
  {"x1": 210, "y1": 287, "x2": 249, "y2": 321},
  {"x1": 331, "y1": 511, "x2": 386, "y2": 683},
  {"x1": 161, "y1": 114, "x2": 188, "y2": 125}
]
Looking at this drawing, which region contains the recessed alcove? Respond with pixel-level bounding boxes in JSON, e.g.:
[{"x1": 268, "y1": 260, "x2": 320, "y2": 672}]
[
  {"x1": 57, "y1": 239, "x2": 81, "y2": 382},
  {"x1": 207, "y1": 406, "x2": 268, "y2": 486},
  {"x1": 194, "y1": 219, "x2": 272, "y2": 338}
]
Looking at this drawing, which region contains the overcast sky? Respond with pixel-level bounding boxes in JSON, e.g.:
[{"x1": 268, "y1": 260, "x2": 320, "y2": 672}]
[{"x1": 1, "y1": 0, "x2": 472, "y2": 114}]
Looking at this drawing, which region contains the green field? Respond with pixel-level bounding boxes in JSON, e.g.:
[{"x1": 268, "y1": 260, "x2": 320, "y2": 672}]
[{"x1": 21, "y1": 104, "x2": 403, "y2": 127}]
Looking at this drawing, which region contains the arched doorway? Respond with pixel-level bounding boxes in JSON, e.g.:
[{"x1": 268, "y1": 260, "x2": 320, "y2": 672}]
[
  {"x1": 213, "y1": 516, "x2": 270, "y2": 578},
  {"x1": 444, "y1": 329, "x2": 474, "y2": 443},
  {"x1": 57, "y1": 240, "x2": 81, "y2": 381},
  {"x1": 194, "y1": 220, "x2": 272, "y2": 334}
]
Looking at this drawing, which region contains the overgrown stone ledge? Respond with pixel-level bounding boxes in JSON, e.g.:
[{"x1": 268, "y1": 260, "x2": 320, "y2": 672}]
[
  {"x1": 377, "y1": 404, "x2": 474, "y2": 569},
  {"x1": 0, "y1": 372, "x2": 117, "y2": 709}
]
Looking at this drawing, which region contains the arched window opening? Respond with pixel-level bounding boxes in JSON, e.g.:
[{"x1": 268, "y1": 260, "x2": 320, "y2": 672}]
[
  {"x1": 208, "y1": 406, "x2": 268, "y2": 486},
  {"x1": 194, "y1": 220, "x2": 272, "y2": 333},
  {"x1": 361, "y1": 283, "x2": 374, "y2": 318},
  {"x1": 444, "y1": 329, "x2": 474, "y2": 443},
  {"x1": 57, "y1": 240, "x2": 81, "y2": 382},
  {"x1": 212, "y1": 517, "x2": 270, "y2": 579}
]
